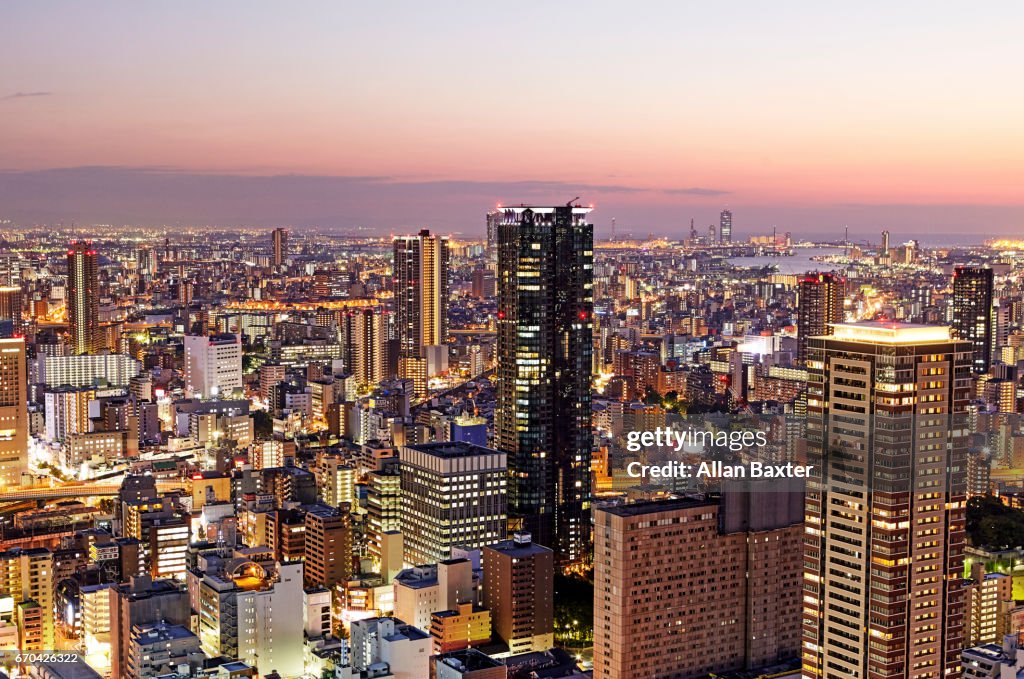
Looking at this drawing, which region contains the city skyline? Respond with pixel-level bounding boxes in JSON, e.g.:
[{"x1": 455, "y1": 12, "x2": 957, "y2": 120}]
[
  {"x1": 0, "y1": 218, "x2": 1021, "y2": 679},
  {"x1": 4, "y1": 4, "x2": 1024, "y2": 678}
]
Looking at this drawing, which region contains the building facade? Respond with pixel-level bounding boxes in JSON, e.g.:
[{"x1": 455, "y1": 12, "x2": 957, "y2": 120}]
[
  {"x1": 797, "y1": 272, "x2": 844, "y2": 363},
  {"x1": 399, "y1": 442, "x2": 506, "y2": 566},
  {"x1": 393, "y1": 229, "x2": 449, "y2": 396},
  {"x1": 184, "y1": 333, "x2": 243, "y2": 399},
  {"x1": 0, "y1": 337, "x2": 27, "y2": 487},
  {"x1": 802, "y1": 322, "x2": 972, "y2": 679},
  {"x1": 481, "y1": 533, "x2": 554, "y2": 655},
  {"x1": 593, "y1": 490, "x2": 804, "y2": 679},
  {"x1": 67, "y1": 241, "x2": 101, "y2": 356},
  {"x1": 952, "y1": 266, "x2": 994, "y2": 374},
  {"x1": 495, "y1": 204, "x2": 594, "y2": 565}
]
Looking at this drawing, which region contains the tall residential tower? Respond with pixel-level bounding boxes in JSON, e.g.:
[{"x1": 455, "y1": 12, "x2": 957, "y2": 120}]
[
  {"x1": 802, "y1": 322, "x2": 971, "y2": 679},
  {"x1": 496, "y1": 204, "x2": 594, "y2": 565},
  {"x1": 271, "y1": 227, "x2": 288, "y2": 267},
  {"x1": 0, "y1": 337, "x2": 29, "y2": 488},
  {"x1": 951, "y1": 266, "x2": 994, "y2": 374},
  {"x1": 393, "y1": 229, "x2": 450, "y2": 396},
  {"x1": 797, "y1": 272, "x2": 844, "y2": 363},
  {"x1": 67, "y1": 241, "x2": 101, "y2": 355}
]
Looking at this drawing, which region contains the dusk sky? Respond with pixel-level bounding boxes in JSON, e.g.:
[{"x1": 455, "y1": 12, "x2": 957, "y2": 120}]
[{"x1": 2, "y1": 2, "x2": 1023, "y2": 240}]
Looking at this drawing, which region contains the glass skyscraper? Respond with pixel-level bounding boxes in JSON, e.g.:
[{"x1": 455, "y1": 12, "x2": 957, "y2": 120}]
[{"x1": 496, "y1": 204, "x2": 594, "y2": 566}]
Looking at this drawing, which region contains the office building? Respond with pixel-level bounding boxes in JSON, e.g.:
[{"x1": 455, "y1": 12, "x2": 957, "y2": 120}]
[
  {"x1": 67, "y1": 241, "x2": 101, "y2": 355},
  {"x1": 43, "y1": 385, "x2": 95, "y2": 443},
  {"x1": 0, "y1": 337, "x2": 27, "y2": 487},
  {"x1": 304, "y1": 587, "x2": 332, "y2": 638},
  {"x1": 126, "y1": 621, "x2": 202, "y2": 679},
  {"x1": 0, "y1": 286, "x2": 23, "y2": 333},
  {"x1": 399, "y1": 442, "x2": 506, "y2": 566},
  {"x1": 471, "y1": 267, "x2": 496, "y2": 299},
  {"x1": 393, "y1": 229, "x2": 449, "y2": 395},
  {"x1": 122, "y1": 497, "x2": 189, "y2": 580},
  {"x1": 258, "y1": 362, "x2": 286, "y2": 406},
  {"x1": 802, "y1": 322, "x2": 972, "y2": 679},
  {"x1": 272, "y1": 227, "x2": 288, "y2": 267},
  {"x1": 961, "y1": 637, "x2": 1024, "y2": 679},
  {"x1": 317, "y1": 454, "x2": 357, "y2": 508},
  {"x1": 430, "y1": 602, "x2": 491, "y2": 654},
  {"x1": 797, "y1": 272, "x2": 844, "y2": 363},
  {"x1": 80, "y1": 583, "x2": 113, "y2": 671},
  {"x1": 184, "y1": 333, "x2": 243, "y2": 399},
  {"x1": 136, "y1": 245, "x2": 158, "y2": 276},
  {"x1": 486, "y1": 210, "x2": 500, "y2": 270},
  {"x1": 720, "y1": 208, "x2": 732, "y2": 243},
  {"x1": 394, "y1": 559, "x2": 475, "y2": 634},
  {"x1": 952, "y1": 266, "x2": 994, "y2": 374},
  {"x1": 495, "y1": 204, "x2": 594, "y2": 564},
  {"x1": 367, "y1": 463, "x2": 402, "y2": 572},
  {"x1": 303, "y1": 504, "x2": 353, "y2": 590},
  {"x1": 450, "y1": 414, "x2": 488, "y2": 447},
  {"x1": 342, "y1": 305, "x2": 387, "y2": 388},
  {"x1": 593, "y1": 488, "x2": 804, "y2": 679},
  {"x1": 482, "y1": 533, "x2": 554, "y2": 655},
  {"x1": 433, "y1": 648, "x2": 507, "y2": 679}
]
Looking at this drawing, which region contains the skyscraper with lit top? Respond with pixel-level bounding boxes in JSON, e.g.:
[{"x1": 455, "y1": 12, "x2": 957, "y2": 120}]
[
  {"x1": 797, "y1": 272, "x2": 844, "y2": 363},
  {"x1": 495, "y1": 203, "x2": 593, "y2": 565},
  {"x1": 802, "y1": 322, "x2": 971, "y2": 679},
  {"x1": 67, "y1": 240, "x2": 100, "y2": 355},
  {"x1": 393, "y1": 229, "x2": 450, "y2": 397}
]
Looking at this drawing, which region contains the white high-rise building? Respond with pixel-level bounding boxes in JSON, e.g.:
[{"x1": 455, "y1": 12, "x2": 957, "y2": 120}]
[
  {"x1": 192, "y1": 552, "x2": 303, "y2": 677},
  {"x1": 399, "y1": 442, "x2": 507, "y2": 566},
  {"x1": 34, "y1": 353, "x2": 141, "y2": 389},
  {"x1": 184, "y1": 334, "x2": 243, "y2": 399},
  {"x1": 346, "y1": 616, "x2": 430, "y2": 679}
]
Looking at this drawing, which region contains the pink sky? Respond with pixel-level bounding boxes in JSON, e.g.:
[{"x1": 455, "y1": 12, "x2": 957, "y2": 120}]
[{"x1": 2, "y1": 2, "x2": 1023, "y2": 235}]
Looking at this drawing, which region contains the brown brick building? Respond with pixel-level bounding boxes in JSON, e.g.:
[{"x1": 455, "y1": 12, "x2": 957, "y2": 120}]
[
  {"x1": 481, "y1": 533, "x2": 554, "y2": 655},
  {"x1": 593, "y1": 488, "x2": 804, "y2": 679}
]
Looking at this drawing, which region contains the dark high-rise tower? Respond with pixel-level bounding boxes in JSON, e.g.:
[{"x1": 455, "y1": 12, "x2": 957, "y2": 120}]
[
  {"x1": 952, "y1": 266, "x2": 994, "y2": 374},
  {"x1": 496, "y1": 204, "x2": 593, "y2": 565},
  {"x1": 67, "y1": 241, "x2": 100, "y2": 356},
  {"x1": 719, "y1": 209, "x2": 732, "y2": 244},
  {"x1": 272, "y1": 227, "x2": 288, "y2": 267},
  {"x1": 797, "y1": 272, "x2": 844, "y2": 363}
]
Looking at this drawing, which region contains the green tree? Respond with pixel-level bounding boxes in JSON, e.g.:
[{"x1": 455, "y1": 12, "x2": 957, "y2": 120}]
[{"x1": 966, "y1": 495, "x2": 1024, "y2": 549}]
